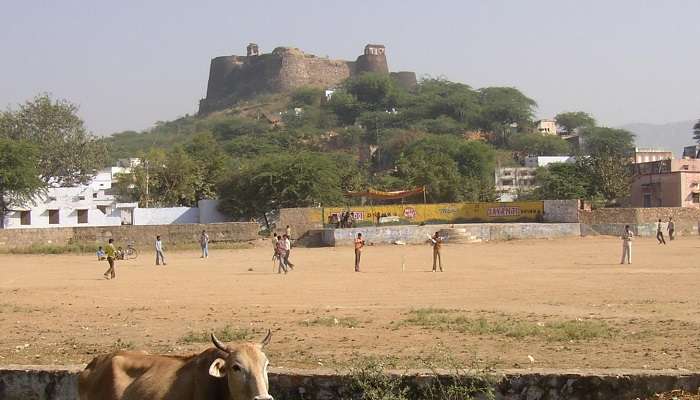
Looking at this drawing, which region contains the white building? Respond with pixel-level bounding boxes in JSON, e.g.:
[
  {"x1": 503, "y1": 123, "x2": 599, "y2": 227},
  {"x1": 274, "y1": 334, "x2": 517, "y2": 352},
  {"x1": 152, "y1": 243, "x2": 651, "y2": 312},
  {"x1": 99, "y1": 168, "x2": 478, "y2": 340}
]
[
  {"x1": 3, "y1": 159, "x2": 139, "y2": 229},
  {"x1": 495, "y1": 167, "x2": 537, "y2": 202},
  {"x1": 524, "y1": 156, "x2": 576, "y2": 168},
  {"x1": 634, "y1": 148, "x2": 673, "y2": 164},
  {"x1": 535, "y1": 119, "x2": 557, "y2": 135},
  {"x1": 2, "y1": 158, "x2": 232, "y2": 229}
]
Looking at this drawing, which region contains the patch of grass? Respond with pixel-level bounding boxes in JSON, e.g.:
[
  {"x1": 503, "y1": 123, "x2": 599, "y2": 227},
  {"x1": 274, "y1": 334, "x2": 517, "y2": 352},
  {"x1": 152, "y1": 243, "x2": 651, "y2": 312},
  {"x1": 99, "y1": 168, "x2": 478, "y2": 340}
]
[
  {"x1": 112, "y1": 338, "x2": 135, "y2": 350},
  {"x1": 347, "y1": 356, "x2": 409, "y2": 400},
  {"x1": 301, "y1": 316, "x2": 360, "y2": 328},
  {"x1": 345, "y1": 351, "x2": 495, "y2": 400},
  {"x1": 179, "y1": 325, "x2": 251, "y2": 344},
  {"x1": 161, "y1": 241, "x2": 255, "y2": 251},
  {"x1": 126, "y1": 306, "x2": 151, "y2": 312},
  {"x1": 401, "y1": 309, "x2": 614, "y2": 341},
  {"x1": 0, "y1": 303, "x2": 45, "y2": 313},
  {"x1": 1, "y1": 242, "x2": 97, "y2": 255}
]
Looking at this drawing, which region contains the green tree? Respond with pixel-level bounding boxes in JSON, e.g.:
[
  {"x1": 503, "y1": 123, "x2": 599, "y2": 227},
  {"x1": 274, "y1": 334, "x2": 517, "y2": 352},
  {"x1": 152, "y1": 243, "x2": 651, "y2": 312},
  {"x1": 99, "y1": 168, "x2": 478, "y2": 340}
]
[
  {"x1": 478, "y1": 87, "x2": 537, "y2": 132},
  {"x1": 395, "y1": 151, "x2": 465, "y2": 203},
  {"x1": 326, "y1": 91, "x2": 362, "y2": 125},
  {"x1": 693, "y1": 119, "x2": 700, "y2": 143},
  {"x1": 0, "y1": 94, "x2": 106, "y2": 185},
  {"x1": 218, "y1": 152, "x2": 344, "y2": 219},
  {"x1": 345, "y1": 73, "x2": 402, "y2": 111},
  {"x1": 113, "y1": 147, "x2": 198, "y2": 207},
  {"x1": 533, "y1": 163, "x2": 590, "y2": 200},
  {"x1": 211, "y1": 116, "x2": 269, "y2": 141},
  {"x1": 510, "y1": 133, "x2": 571, "y2": 156},
  {"x1": 290, "y1": 86, "x2": 323, "y2": 107},
  {"x1": 0, "y1": 139, "x2": 44, "y2": 228},
  {"x1": 186, "y1": 132, "x2": 230, "y2": 201},
  {"x1": 394, "y1": 135, "x2": 497, "y2": 202},
  {"x1": 406, "y1": 79, "x2": 480, "y2": 126},
  {"x1": 555, "y1": 111, "x2": 596, "y2": 135},
  {"x1": 581, "y1": 127, "x2": 635, "y2": 202}
]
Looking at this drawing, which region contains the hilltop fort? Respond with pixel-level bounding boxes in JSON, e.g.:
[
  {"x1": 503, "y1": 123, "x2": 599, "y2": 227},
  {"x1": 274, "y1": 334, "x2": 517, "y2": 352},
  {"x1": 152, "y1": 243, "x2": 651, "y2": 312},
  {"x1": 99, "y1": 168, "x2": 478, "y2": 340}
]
[{"x1": 199, "y1": 43, "x2": 417, "y2": 114}]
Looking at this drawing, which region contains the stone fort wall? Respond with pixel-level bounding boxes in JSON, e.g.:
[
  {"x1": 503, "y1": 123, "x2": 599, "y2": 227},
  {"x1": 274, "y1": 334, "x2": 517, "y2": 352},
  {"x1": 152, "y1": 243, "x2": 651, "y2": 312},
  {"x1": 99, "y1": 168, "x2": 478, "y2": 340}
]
[{"x1": 199, "y1": 44, "x2": 416, "y2": 114}]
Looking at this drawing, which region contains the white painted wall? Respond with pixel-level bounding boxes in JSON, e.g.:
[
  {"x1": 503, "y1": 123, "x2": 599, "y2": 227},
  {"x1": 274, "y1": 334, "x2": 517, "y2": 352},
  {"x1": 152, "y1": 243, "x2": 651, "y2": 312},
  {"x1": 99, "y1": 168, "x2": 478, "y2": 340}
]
[
  {"x1": 4, "y1": 186, "x2": 122, "y2": 229},
  {"x1": 133, "y1": 207, "x2": 200, "y2": 225},
  {"x1": 198, "y1": 199, "x2": 230, "y2": 224},
  {"x1": 524, "y1": 156, "x2": 575, "y2": 168}
]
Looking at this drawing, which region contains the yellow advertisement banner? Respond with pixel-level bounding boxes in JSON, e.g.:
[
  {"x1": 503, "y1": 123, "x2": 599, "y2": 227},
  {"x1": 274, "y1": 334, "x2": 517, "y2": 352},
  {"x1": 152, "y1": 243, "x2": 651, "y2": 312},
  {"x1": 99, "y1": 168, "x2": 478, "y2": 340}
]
[{"x1": 324, "y1": 201, "x2": 544, "y2": 225}]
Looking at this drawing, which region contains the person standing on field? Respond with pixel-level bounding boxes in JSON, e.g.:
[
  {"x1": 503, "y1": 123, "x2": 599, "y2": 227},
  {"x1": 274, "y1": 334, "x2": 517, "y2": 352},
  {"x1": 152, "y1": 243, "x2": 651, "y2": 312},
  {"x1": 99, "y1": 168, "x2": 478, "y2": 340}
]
[
  {"x1": 155, "y1": 235, "x2": 166, "y2": 266},
  {"x1": 283, "y1": 234, "x2": 294, "y2": 270},
  {"x1": 271, "y1": 232, "x2": 279, "y2": 261},
  {"x1": 667, "y1": 217, "x2": 675, "y2": 241},
  {"x1": 621, "y1": 225, "x2": 633, "y2": 265},
  {"x1": 430, "y1": 231, "x2": 444, "y2": 272},
  {"x1": 354, "y1": 233, "x2": 365, "y2": 272},
  {"x1": 285, "y1": 225, "x2": 292, "y2": 240},
  {"x1": 103, "y1": 239, "x2": 116, "y2": 280},
  {"x1": 199, "y1": 230, "x2": 209, "y2": 259},
  {"x1": 656, "y1": 219, "x2": 666, "y2": 245},
  {"x1": 275, "y1": 234, "x2": 288, "y2": 274}
]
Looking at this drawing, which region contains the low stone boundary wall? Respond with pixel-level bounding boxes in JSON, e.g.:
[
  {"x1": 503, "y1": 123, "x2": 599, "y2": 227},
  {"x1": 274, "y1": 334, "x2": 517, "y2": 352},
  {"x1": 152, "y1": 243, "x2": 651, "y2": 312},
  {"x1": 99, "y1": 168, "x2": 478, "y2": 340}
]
[
  {"x1": 2, "y1": 365, "x2": 699, "y2": 400},
  {"x1": 0, "y1": 222, "x2": 259, "y2": 251},
  {"x1": 580, "y1": 207, "x2": 700, "y2": 237},
  {"x1": 320, "y1": 223, "x2": 581, "y2": 246},
  {"x1": 581, "y1": 222, "x2": 699, "y2": 237}
]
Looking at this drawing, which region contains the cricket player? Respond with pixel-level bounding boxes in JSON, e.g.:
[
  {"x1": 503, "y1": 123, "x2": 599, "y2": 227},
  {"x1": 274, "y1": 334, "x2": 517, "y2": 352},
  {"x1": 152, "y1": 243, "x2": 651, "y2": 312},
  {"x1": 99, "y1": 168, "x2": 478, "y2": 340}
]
[
  {"x1": 621, "y1": 225, "x2": 633, "y2": 265},
  {"x1": 429, "y1": 231, "x2": 444, "y2": 272}
]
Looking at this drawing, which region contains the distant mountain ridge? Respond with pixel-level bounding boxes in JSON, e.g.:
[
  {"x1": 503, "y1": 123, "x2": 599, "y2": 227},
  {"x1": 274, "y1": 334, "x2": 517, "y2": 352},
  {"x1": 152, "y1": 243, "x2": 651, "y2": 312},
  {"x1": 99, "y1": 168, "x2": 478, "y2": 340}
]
[{"x1": 619, "y1": 120, "x2": 696, "y2": 157}]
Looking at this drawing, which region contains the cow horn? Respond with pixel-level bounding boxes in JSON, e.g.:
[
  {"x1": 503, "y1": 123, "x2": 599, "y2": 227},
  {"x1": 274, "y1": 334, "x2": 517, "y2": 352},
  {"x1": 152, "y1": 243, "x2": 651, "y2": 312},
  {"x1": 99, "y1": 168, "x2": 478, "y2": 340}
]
[
  {"x1": 211, "y1": 333, "x2": 229, "y2": 353},
  {"x1": 261, "y1": 329, "x2": 272, "y2": 347}
]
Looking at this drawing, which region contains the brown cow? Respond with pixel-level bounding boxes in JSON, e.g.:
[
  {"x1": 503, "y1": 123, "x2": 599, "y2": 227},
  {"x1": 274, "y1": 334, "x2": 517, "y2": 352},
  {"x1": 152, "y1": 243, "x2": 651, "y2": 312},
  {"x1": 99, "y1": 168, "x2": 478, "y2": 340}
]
[{"x1": 79, "y1": 330, "x2": 273, "y2": 400}]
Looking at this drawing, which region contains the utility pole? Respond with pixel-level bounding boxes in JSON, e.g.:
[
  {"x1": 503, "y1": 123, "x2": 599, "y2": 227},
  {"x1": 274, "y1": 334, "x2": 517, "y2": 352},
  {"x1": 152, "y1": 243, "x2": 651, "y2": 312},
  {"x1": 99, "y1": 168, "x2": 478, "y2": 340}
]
[{"x1": 145, "y1": 159, "x2": 149, "y2": 208}]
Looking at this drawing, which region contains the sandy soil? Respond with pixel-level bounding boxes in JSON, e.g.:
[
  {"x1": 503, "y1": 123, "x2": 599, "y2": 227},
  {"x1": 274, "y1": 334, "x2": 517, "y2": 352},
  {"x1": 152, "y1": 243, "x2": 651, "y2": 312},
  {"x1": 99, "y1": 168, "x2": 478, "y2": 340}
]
[{"x1": 1, "y1": 236, "x2": 699, "y2": 372}]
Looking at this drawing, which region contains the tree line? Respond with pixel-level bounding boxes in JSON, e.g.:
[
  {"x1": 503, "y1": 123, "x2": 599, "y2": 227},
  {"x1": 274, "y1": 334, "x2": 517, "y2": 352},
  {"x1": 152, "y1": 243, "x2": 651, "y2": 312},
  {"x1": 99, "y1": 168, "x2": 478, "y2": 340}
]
[{"x1": 1, "y1": 76, "x2": 640, "y2": 223}]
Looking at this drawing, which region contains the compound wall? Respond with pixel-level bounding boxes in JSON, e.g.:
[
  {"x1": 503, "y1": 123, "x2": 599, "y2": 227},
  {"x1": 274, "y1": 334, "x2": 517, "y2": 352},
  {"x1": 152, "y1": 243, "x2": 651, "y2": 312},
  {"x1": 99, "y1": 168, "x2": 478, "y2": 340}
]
[
  {"x1": 320, "y1": 223, "x2": 581, "y2": 246},
  {"x1": 580, "y1": 207, "x2": 700, "y2": 236},
  {"x1": 2, "y1": 365, "x2": 699, "y2": 400},
  {"x1": 0, "y1": 222, "x2": 259, "y2": 251}
]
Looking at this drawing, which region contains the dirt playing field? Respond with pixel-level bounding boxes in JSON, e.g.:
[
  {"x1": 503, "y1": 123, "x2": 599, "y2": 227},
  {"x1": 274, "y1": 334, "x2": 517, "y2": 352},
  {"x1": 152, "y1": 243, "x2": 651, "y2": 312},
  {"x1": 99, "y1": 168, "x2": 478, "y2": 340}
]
[{"x1": 1, "y1": 236, "x2": 699, "y2": 372}]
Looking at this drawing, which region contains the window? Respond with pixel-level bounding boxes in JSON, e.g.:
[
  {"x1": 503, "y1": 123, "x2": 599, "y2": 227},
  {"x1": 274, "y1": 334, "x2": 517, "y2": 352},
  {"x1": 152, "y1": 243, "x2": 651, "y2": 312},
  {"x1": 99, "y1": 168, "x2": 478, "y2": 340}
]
[
  {"x1": 20, "y1": 211, "x2": 31, "y2": 225},
  {"x1": 502, "y1": 179, "x2": 513, "y2": 186},
  {"x1": 693, "y1": 193, "x2": 700, "y2": 204},
  {"x1": 77, "y1": 209, "x2": 88, "y2": 224},
  {"x1": 97, "y1": 205, "x2": 107, "y2": 214},
  {"x1": 78, "y1": 196, "x2": 85, "y2": 200},
  {"x1": 49, "y1": 209, "x2": 60, "y2": 224},
  {"x1": 93, "y1": 193, "x2": 98, "y2": 199}
]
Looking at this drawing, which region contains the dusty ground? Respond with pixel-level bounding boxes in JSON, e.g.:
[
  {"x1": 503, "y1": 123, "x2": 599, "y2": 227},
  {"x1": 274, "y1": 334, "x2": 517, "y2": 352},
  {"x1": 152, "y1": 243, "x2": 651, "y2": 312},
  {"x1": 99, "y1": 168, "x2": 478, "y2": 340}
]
[{"x1": 1, "y1": 236, "x2": 699, "y2": 372}]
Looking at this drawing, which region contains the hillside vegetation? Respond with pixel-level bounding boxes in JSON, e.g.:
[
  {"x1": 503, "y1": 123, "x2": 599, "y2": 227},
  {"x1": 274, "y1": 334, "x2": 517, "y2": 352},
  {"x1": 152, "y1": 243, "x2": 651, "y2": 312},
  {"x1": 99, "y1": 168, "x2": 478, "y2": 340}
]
[{"x1": 103, "y1": 74, "x2": 633, "y2": 217}]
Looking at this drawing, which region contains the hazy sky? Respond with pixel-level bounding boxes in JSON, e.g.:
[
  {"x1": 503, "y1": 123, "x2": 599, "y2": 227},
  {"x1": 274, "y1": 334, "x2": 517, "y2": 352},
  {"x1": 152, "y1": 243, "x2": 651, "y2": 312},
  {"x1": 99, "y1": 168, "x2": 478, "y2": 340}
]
[{"x1": 2, "y1": 0, "x2": 699, "y2": 135}]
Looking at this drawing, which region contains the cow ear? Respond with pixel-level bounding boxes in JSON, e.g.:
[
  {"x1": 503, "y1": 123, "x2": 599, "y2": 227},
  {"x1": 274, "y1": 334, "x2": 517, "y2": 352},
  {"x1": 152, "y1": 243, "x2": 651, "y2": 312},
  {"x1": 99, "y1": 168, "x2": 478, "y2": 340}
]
[{"x1": 209, "y1": 358, "x2": 227, "y2": 378}]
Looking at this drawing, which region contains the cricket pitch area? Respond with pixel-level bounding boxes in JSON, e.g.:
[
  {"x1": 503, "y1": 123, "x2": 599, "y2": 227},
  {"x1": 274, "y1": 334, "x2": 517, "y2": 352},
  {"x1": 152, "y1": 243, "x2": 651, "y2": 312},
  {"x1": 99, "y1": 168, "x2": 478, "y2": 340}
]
[{"x1": 1, "y1": 236, "x2": 699, "y2": 371}]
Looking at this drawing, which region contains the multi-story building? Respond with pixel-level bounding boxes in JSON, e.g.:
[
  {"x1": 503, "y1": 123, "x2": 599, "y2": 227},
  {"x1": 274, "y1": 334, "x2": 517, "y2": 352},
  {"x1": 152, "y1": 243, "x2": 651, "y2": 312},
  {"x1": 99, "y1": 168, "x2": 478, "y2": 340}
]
[
  {"x1": 634, "y1": 148, "x2": 673, "y2": 164},
  {"x1": 495, "y1": 167, "x2": 537, "y2": 202},
  {"x1": 535, "y1": 119, "x2": 557, "y2": 135},
  {"x1": 2, "y1": 159, "x2": 139, "y2": 229},
  {"x1": 630, "y1": 159, "x2": 700, "y2": 208}
]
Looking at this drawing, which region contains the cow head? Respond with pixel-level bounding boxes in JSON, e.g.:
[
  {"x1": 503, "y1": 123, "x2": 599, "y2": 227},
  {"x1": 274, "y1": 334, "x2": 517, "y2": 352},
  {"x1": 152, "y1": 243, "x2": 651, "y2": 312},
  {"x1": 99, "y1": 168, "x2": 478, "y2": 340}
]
[{"x1": 208, "y1": 330, "x2": 273, "y2": 400}]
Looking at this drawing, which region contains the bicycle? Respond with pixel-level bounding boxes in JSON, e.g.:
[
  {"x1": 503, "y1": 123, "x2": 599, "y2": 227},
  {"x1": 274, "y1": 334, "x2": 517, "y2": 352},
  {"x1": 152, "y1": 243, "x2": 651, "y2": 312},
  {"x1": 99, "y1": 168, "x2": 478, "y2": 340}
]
[{"x1": 124, "y1": 241, "x2": 138, "y2": 260}]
